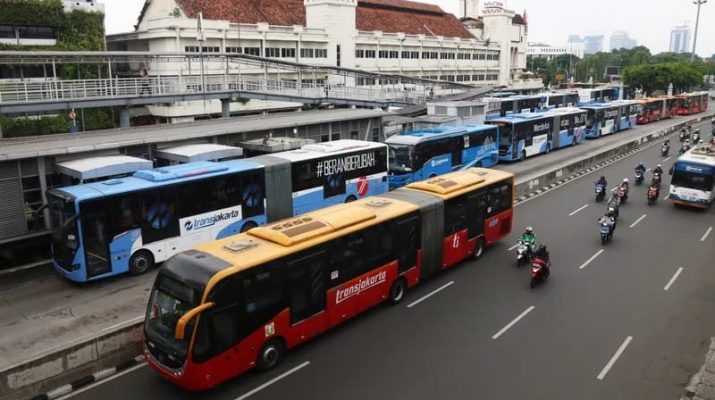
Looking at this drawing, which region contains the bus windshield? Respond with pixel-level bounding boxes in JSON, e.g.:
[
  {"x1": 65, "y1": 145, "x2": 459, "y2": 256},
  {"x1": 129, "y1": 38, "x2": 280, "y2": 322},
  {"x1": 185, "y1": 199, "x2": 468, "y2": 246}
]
[
  {"x1": 671, "y1": 168, "x2": 714, "y2": 192},
  {"x1": 49, "y1": 192, "x2": 79, "y2": 268},
  {"x1": 585, "y1": 110, "x2": 597, "y2": 129},
  {"x1": 145, "y1": 273, "x2": 200, "y2": 368},
  {"x1": 497, "y1": 123, "x2": 512, "y2": 149},
  {"x1": 388, "y1": 144, "x2": 414, "y2": 172}
]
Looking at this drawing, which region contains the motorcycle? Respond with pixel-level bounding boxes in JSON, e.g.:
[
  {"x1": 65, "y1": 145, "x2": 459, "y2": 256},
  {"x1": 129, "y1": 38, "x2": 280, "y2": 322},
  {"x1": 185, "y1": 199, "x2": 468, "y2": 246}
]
[
  {"x1": 599, "y1": 218, "x2": 614, "y2": 245},
  {"x1": 647, "y1": 185, "x2": 659, "y2": 206},
  {"x1": 516, "y1": 240, "x2": 533, "y2": 266},
  {"x1": 595, "y1": 183, "x2": 606, "y2": 202},
  {"x1": 607, "y1": 205, "x2": 619, "y2": 219},
  {"x1": 634, "y1": 170, "x2": 644, "y2": 185},
  {"x1": 617, "y1": 185, "x2": 628, "y2": 203},
  {"x1": 530, "y1": 258, "x2": 551, "y2": 289},
  {"x1": 693, "y1": 131, "x2": 701, "y2": 144},
  {"x1": 661, "y1": 143, "x2": 670, "y2": 157},
  {"x1": 679, "y1": 130, "x2": 687, "y2": 142},
  {"x1": 652, "y1": 172, "x2": 662, "y2": 189},
  {"x1": 679, "y1": 145, "x2": 690, "y2": 155}
]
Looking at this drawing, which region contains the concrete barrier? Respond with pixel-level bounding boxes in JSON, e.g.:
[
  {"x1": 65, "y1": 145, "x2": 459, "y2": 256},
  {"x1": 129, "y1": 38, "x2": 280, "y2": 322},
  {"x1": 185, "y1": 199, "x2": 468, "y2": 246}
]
[{"x1": 2, "y1": 113, "x2": 713, "y2": 400}]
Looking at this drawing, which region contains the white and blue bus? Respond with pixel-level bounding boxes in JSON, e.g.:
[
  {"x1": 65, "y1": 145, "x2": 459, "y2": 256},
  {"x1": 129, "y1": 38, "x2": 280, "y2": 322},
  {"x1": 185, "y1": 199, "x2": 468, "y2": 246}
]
[
  {"x1": 581, "y1": 100, "x2": 637, "y2": 139},
  {"x1": 386, "y1": 124, "x2": 499, "y2": 189},
  {"x1": 667, "y1": 144, "x2": 715, "y2": 208},
  {"x1": 486, "y1": 108, "x2": 586, "y2": 162},
  {"x1": 577, "y1": 86, "x2": 621, "y2": 105},
  {"x1": 48, "y1": 140, "x2": 388, "y2": 282}
]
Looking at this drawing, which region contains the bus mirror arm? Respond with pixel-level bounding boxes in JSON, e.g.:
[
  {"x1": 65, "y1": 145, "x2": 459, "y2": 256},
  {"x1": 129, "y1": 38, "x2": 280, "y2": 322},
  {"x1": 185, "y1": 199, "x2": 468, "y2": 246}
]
[{"x1": 174, "y1": 302, "x2": 214, "y2": 341}]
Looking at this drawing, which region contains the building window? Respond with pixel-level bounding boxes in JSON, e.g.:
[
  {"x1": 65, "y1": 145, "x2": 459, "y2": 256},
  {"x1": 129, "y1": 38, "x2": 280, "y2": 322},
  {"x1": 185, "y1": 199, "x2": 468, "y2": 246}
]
[
  {"x1": 389, "y1": 50, "x2": 398, "y2": 59},
  {"x1": 473, "y1": 74, "x2": 486, "y2": 81},
  {"x1": 302, "y1": 48, "x2": 314, "y2": 58},
  {"x1": 336, "y1": 44, "x2": 341, "y2": 67},
  {"x1": 356, "y1": 49, "x2": 364, "y2": 58},
  {"x1": 202, "y1": 46, "x2": 220, "y2": 53},
  {"x1": 475, "y1": 53, "x2": 486, "y2": 60},
  {"x1": 185, "y1": 46, "x2": 200, "y2": 53},
  {"x1": 265, "y1": 48, "x2": 281, "y2": 58},
  {"x1": 401, "y1": 51, "x2": 419, "y2": 59},
  {"x1": 457, "y1": 53, "x2": 472, "y2": 60},
  {"x1": 281, "y1": 48, "x2": 296, "y2": 58},
  {"x1": 243, "y1": 47, "x2": 261, "y2": 56},
  {"x1": 378, "y1": 50, "x2": 388, "y2": 59},
  {"x1": 226, "y1": 46, "x2": 242, "y2": 53},
  {"x1": 315, "y1": 49, "x2": 327, "y2": 58},
  {"x1": 0, "y1": 25, "x2": 15, "y2": 39},
  {"x1": 440, "y1": 52, "x2": 455, "y2": 60},
  {"x1": 17, "y1": 26, "x2": 56, "y2": 39}
]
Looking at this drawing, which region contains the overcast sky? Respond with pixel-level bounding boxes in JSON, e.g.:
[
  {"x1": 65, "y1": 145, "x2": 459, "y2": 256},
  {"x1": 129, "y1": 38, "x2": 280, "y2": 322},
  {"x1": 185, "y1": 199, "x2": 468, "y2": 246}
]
[{"x1": 103, "y1": 0, "x2": 715, "y2": 57}]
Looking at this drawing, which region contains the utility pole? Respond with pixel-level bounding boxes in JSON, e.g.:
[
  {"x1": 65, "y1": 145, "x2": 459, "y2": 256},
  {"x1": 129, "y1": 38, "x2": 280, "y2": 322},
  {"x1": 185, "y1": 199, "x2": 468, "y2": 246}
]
[{"x1": 691, "y1": 0, "x2": 707, "y2": 62}]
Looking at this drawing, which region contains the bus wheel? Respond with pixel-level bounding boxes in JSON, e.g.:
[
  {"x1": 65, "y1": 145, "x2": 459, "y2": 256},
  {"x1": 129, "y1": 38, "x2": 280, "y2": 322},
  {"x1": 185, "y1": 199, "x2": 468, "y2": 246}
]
[
  {"x1": 545, "y1": 144, "x2": 551, "y2": 154},
  {"x1": 572, "y1": 137, "x2": 577, "y2": 146},
  {"x1": 241, "y1": 221, "x2": 258, "y2": 233},
  {"x1": 388, "y1": 278, "x2": 407, "y2": 305},
  {"x1": 257, "y1": 339, "x2": 284, "y2": 372},
  {"x1": 519, "y1": 151, "x2": 526, "y2": 161},
  {"x1": 473, "y1": 238, "x2": 485, "y2": 260},
  {"x1": 129, "y1": 250, "x2": 154, "y2": 275},
  {"x1": 345, "y1": 195, "x2": 357, "y2": 203}
]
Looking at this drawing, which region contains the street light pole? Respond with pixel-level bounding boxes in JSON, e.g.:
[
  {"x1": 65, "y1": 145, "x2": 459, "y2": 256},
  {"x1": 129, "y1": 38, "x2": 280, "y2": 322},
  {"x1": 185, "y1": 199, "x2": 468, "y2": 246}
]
[{"x1": 691, "y1": 0, "x2": 707, "y2": 62}]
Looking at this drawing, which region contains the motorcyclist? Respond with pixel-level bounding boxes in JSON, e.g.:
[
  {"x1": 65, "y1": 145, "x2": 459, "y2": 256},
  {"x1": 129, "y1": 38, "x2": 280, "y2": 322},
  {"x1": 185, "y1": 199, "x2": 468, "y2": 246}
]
[
  {"x1": 620, "y1": 178, "x2": 630, "y2": 194},
  {"x1": 653, "y1": 164, "x2": 664, "y2": 176},
  {"x1": 648, "y1": 183, "x2": 660, "y2": 200},
  {"x1": 600, "y1": 210, "x2": 616, "y2": 235},
  {"x1": 533, "y1": 244, "x2": 551, "y2": 273},
  {"x1": 596, "y1": 175, "x2": 607, "y2": 188},
  {"x1": 519, "y1": 227, "x2": 536, "y2": 252},
  {"x1": 635, "y1": 163, "x2": 646, "y2": 174},
  {"x1": 680, "y1": 139, "x2": 691, "y2": 154}
]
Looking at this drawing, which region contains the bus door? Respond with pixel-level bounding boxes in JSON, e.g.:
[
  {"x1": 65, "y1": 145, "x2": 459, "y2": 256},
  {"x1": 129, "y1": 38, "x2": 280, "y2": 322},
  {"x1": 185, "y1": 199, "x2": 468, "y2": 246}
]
[
  {"x1": 287, "y1": 251, "x2": 328, "y2": 337},
  {"x1": 451, "y1": 136, "x2": 463, "y2": 168},
  {"x1": 442, "y1": 196, "x2": 469, "y2": 268},
  {"x1": 79, "y1": 200, "x2": 111, "y2": 278},
  {"x1": 466, "y1": 192, "x2": 487, "y2": 255}
]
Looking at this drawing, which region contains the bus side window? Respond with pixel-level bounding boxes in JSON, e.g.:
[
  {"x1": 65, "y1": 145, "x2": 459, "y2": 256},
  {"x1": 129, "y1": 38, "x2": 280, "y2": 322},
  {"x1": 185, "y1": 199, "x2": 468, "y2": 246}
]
[
  {"x1": 194, "y1": 277, "x2": 244, "y2": 362},
  {"x1": 444, "y1": 197, "x2": 467, "y2": 235},
  {"x1": 329, "y1": 232, "x2": 367, "y2": 283},
  {"x1": 241, "y1": 268, "x2": 284, "y2": 331},
  {"x1": 108, "y1": 194, "x2": 141, "y2": 236},
  {"x1": 366, "y1": 223, "x2": 395, "y2": 267},
  {"x1": 140, "y1": 187, "x2": 179, "y2": 244},
  {"x1": 393, "y1": 215, "x2": 420, "y2": 272},
  {"x1": 241, "y1": 172, "x2": 265, "y2": 218}
]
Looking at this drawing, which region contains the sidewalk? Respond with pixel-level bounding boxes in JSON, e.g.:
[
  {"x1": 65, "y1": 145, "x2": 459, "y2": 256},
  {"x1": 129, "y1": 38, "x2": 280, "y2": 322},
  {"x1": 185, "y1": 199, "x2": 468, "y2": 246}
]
[{"x1": 685, "y1": 338, "x2": 715, "y2": 400}]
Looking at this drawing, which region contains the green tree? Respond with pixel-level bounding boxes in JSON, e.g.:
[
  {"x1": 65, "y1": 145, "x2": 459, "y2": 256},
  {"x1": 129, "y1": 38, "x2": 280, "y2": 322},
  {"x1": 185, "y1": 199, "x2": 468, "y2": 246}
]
[{"x1": 623, "y1": 62, "x2": 705, "y2": 95}]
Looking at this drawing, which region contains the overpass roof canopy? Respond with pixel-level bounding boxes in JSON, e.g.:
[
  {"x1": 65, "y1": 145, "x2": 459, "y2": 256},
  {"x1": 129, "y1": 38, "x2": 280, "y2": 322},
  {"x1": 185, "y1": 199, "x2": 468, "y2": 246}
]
[
  {"x1": 156, "y1": 143, "x2": 243, "y2": 163},
  {"x1": 55, "y1": 155, "x2": 152, "y2": 181}
]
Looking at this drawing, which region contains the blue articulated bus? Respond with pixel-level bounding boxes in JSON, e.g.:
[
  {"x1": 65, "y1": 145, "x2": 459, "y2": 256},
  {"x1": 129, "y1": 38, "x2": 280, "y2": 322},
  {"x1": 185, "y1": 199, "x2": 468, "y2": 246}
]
[
  {"x1": 487, "y1": 107, "x2": 586, "y2": 162},
  {"x1": 49, "y1": 140, "x2": 388, "y2": 282},
  {"x1": 581, "y1": 100, "x2": 638, "y2": 139},
  {"x1": 386, "y1": 124, "x2": 499, "y2": 189}
]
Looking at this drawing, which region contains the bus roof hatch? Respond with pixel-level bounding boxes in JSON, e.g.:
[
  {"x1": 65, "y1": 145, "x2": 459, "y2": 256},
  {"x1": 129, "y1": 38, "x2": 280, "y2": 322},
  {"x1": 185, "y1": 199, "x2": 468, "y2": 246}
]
[{"x1": 407, "y1": 171, "x2": 485, "y2": 195}]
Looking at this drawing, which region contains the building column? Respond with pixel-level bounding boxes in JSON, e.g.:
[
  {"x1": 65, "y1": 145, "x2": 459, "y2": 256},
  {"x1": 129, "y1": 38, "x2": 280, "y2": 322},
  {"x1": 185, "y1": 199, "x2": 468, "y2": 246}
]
[
  {"x1": 221, "y1": 99, "x2": 230, "y2": 118},
  {"x1": 37, "y1": 157, "x2": 51, "y2": 231},
  {"x1": 119, "y1": 107, "x2": 131, "y2": 128},
  {"x1": 0, "y1": 123, "x2": 3, "y2": 139}
]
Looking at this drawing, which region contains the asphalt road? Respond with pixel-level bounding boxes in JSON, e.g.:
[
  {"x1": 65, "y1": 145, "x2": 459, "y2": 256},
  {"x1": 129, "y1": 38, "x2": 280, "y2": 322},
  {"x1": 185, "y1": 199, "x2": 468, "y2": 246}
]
[{"x1": 61, "y1": 120, "x2": 715, "y2": 400}]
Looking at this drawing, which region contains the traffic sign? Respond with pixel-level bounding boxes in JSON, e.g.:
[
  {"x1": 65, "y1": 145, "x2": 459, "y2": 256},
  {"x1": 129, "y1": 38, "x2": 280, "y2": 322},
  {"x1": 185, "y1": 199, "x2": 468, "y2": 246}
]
[
  {"x1": 357, "y1": 176, "x2": 369, "y2": 197},
  {"x1": 68, "y1": 110, "x2": 77, "y2": 120}
]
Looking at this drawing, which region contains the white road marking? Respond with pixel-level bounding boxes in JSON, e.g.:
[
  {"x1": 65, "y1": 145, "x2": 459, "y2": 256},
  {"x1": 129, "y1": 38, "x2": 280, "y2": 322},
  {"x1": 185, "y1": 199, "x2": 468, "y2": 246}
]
[
  {"x1": 234, "y1": 361, "x2": 311, "y2": 400},
  {"x1": 57, "y1": 363, "x2": 147, "y2": 400},
  {"x1": 701, "y1": 227, "x2": 713, "y2": 242},
  {"x1": 579, "y1": 249, "x2": 605, "y2": 270},
  {"x1": 597, "y1": 336, "x2": 633, "y2": 380},
  {"x1": 407, "y1": 281, "x2": 454, "y2": 308},
  {"x1": 646, "y1": 168, "x2": 651, "y2": 172},
  {"x1": 664, "y1": 267, "x2": 684, "y2": 291},
  {"x1": 664, "y1": 157, "x2": 671, "y2": 162},
  {"x1": 663, "y1": 193, "x2": 670, "y2": 201},
  {"x1": 569, "y1": 204, "x2": 589, "y2": 216},
  {"x1": 492, "y1": 306, "x2": 535, "y2": 340},
  {"x1": 508, "y1": 243, "x2": 520, "y2": 251},
  {"x1": 629, "y1": 214, "x2": 647, "y2": 228},
  {"x1": 610, "y1": 186, "x2": 618, "y2": 192}
]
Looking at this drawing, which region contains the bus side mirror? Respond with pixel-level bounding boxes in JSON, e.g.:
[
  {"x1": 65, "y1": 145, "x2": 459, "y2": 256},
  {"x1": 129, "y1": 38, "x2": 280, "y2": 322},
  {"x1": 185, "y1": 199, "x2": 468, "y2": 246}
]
[
  {"x1": 174, "y1": 302, "x2": 214, "y2": 340},
  {"x1": 669, "y1": 166, "x2": 674, "y2": 176}
]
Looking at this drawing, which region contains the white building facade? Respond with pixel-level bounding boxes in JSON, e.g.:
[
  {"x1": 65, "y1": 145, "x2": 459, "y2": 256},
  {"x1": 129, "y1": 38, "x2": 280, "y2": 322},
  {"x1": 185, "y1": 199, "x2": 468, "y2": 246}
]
[
  {"x1": 609, "y1": 31, "x2": 637, "y2": 50},
  {"x1": 107, "y1": 0, "x2": 540, "y2": 121},
  {"x1": 527, "y1": 43, "x2": 571, "y2": 59}
]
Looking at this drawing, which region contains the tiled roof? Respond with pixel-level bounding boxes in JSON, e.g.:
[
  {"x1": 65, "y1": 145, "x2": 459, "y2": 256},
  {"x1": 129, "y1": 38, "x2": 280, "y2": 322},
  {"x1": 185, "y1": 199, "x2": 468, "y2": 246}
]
[{"x1": 172, "y1": 0, "x2": 474, "y2": 39}]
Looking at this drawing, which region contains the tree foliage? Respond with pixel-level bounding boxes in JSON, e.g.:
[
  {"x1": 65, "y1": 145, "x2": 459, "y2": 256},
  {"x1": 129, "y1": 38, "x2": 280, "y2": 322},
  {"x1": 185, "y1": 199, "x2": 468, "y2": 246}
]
[
  {"x1": 528, "y1": 45, "x2": 711, "y2": 93},
  {"x1": 0, "y1": 109, "x2": 116, "y2": 138}
]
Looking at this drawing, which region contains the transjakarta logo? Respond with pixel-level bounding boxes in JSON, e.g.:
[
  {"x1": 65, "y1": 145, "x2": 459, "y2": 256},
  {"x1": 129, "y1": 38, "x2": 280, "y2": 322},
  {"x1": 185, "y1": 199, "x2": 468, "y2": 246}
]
[
  {"x1": 180, "y1": 205, "x2": 242, "y2": 235},
  {"x1": 431, "y1": 156, "x2": 450, "y2": 168},
  {"x1": 685, "y1": 165, "x2": 704, "y2": 173},
  {"x1": 533, "y1": 123, "x2": 550, "y2": 132},
  {"x1": 316, "y1": 152, "x2": 376, "y2": 178},
  {"x1": 336, "y1": 270, "x2": 387, "y2": 304}
]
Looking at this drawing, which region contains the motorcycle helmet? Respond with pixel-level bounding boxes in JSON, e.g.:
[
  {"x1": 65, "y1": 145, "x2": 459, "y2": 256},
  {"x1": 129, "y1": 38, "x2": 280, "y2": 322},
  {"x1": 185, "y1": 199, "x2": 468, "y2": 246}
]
[
  {"x1": 525, "y1": 226, "x2": 533, "y2": 233},
  {"x1": 623, "y1": 178, "x2": 629, "y2": 183},
  {"x1": 538, "y1": 244, "x2": 547, "y2": 253},
  {"x1": 657, "y1": 164, "x2": 662, "y2": 168}
]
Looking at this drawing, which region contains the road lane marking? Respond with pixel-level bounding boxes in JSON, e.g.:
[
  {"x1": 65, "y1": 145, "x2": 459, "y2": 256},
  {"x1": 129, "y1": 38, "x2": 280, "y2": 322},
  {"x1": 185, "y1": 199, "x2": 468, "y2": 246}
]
[
  {"x1": 579, "y1": 249, "x2": 605, "y2": 270},
  {"x1": 701, "y1": 227, "x2": 713, "y2": 242},
  {"x1": 629, "y1": 214, "x2": 646, "y2": 228},
  {"x1": 234, "y1": 361, "x2": 311, "y2": 400},
  {"x1": 508, "y1": 243, "x2": 520, "y2": 251},
  {"x1": 610, "y1": 186, "x2": 618, "y2": 192},
  {"x1": 492, "y1": 306, "x2": 535, "y2": 340},
  {"x1": 664, "y1": 157, "x2": 671, "y2": 162},
  {"x1": 664, "y1": 267, "x2": 684, "y2": 291},
  {"x1": 663, "y1": 193, "x2": 670, "y2": 201},
  {"x1": 407, "y1": 281, "x2": 454, "y2": 308},
  {"x1": 646, "y1": 168, "x2": 651, "y2": 172},
  {"x1": 58, "y1": 363, "x2": 147, "y2": 400},
  {"x1": 597, "y1": 336, "x2": 633, "y2": 380},
  {"x1": 569, "y1": 204, "x2": 589, "y2": 216}
]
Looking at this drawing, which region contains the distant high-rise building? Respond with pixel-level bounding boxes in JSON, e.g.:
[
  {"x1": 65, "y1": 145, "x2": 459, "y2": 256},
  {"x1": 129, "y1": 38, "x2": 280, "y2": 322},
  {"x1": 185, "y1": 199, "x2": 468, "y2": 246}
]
[
  {"x1": 566, "y1": 35, "x2": 585, "y2": 58},
  {"x1": 583, "y1": 35, "x2": 604, "y2": 54},
  {"x1": 609, "y1": 31, "x2": 637, "y2": 50},
  {"x1": 670, "y1": 24, "x2": 691, "y2": 53}
]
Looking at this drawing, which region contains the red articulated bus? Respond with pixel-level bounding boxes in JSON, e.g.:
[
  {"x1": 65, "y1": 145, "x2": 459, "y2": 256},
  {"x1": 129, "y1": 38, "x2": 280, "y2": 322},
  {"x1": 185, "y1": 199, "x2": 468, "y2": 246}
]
[
  {"x1": 677, "y1": 92, "x2": 710, "y2": 115},
  {"x1": 636, "y1": 98, "x2": 666, "y2": 124},
  {"x1": 660, "y1": 96, "x2": 680, "y2": 119},
  {"x1": 143, "y1": 168, "x2": 514, "y2": 391}
]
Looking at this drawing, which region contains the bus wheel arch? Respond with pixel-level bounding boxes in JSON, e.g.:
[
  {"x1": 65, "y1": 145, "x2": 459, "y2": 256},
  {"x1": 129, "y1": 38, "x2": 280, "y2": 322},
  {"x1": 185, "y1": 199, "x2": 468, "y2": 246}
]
[
  {"x1": 388, "y1": 277, "x2": 407, "y2": 305},
  {"x1": 129, "y1": 250, "x2": 154, "y2": 275},
  {"x1": 256, "y1": 338, "x2": 286, "y2": 372},
  {"x1": 475, "y1": 161, "x2": 483, "y2": 168},
  {"x1": 240, "y1": 221, "x2": 258, "y2": 233},
  {"x1": 345, "y1": 195, "x2": 357, "y2": 203},
  {"x1": 519, "y1": 151, "x2": 526, "y2": 161}
]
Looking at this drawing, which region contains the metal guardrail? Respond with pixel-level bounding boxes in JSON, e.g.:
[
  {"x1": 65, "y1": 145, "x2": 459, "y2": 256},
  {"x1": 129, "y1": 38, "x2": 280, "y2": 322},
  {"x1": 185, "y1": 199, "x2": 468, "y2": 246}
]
[{"x1": 0, "y1": 75, "x2": 433, "y2": 106}]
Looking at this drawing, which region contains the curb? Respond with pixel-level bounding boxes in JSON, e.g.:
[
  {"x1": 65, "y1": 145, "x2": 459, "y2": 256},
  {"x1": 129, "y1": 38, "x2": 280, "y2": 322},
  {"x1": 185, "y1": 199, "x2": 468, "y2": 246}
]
[{"x1": 28, "y1": 356, "x2": 145, "y2": 400}]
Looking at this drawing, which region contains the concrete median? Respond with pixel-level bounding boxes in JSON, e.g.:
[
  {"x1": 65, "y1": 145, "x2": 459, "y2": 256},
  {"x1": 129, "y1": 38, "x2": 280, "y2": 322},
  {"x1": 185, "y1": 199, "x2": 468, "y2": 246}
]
[{"x1": 2, "y1": 112, "x2": 713, "y2": 400}]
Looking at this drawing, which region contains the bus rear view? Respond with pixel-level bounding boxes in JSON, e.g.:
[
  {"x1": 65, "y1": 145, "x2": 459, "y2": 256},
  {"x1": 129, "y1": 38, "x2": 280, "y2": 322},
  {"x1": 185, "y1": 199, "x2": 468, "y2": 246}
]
[{"x1": 667, "y1": 144, "x2": 715, "y2": 208}]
